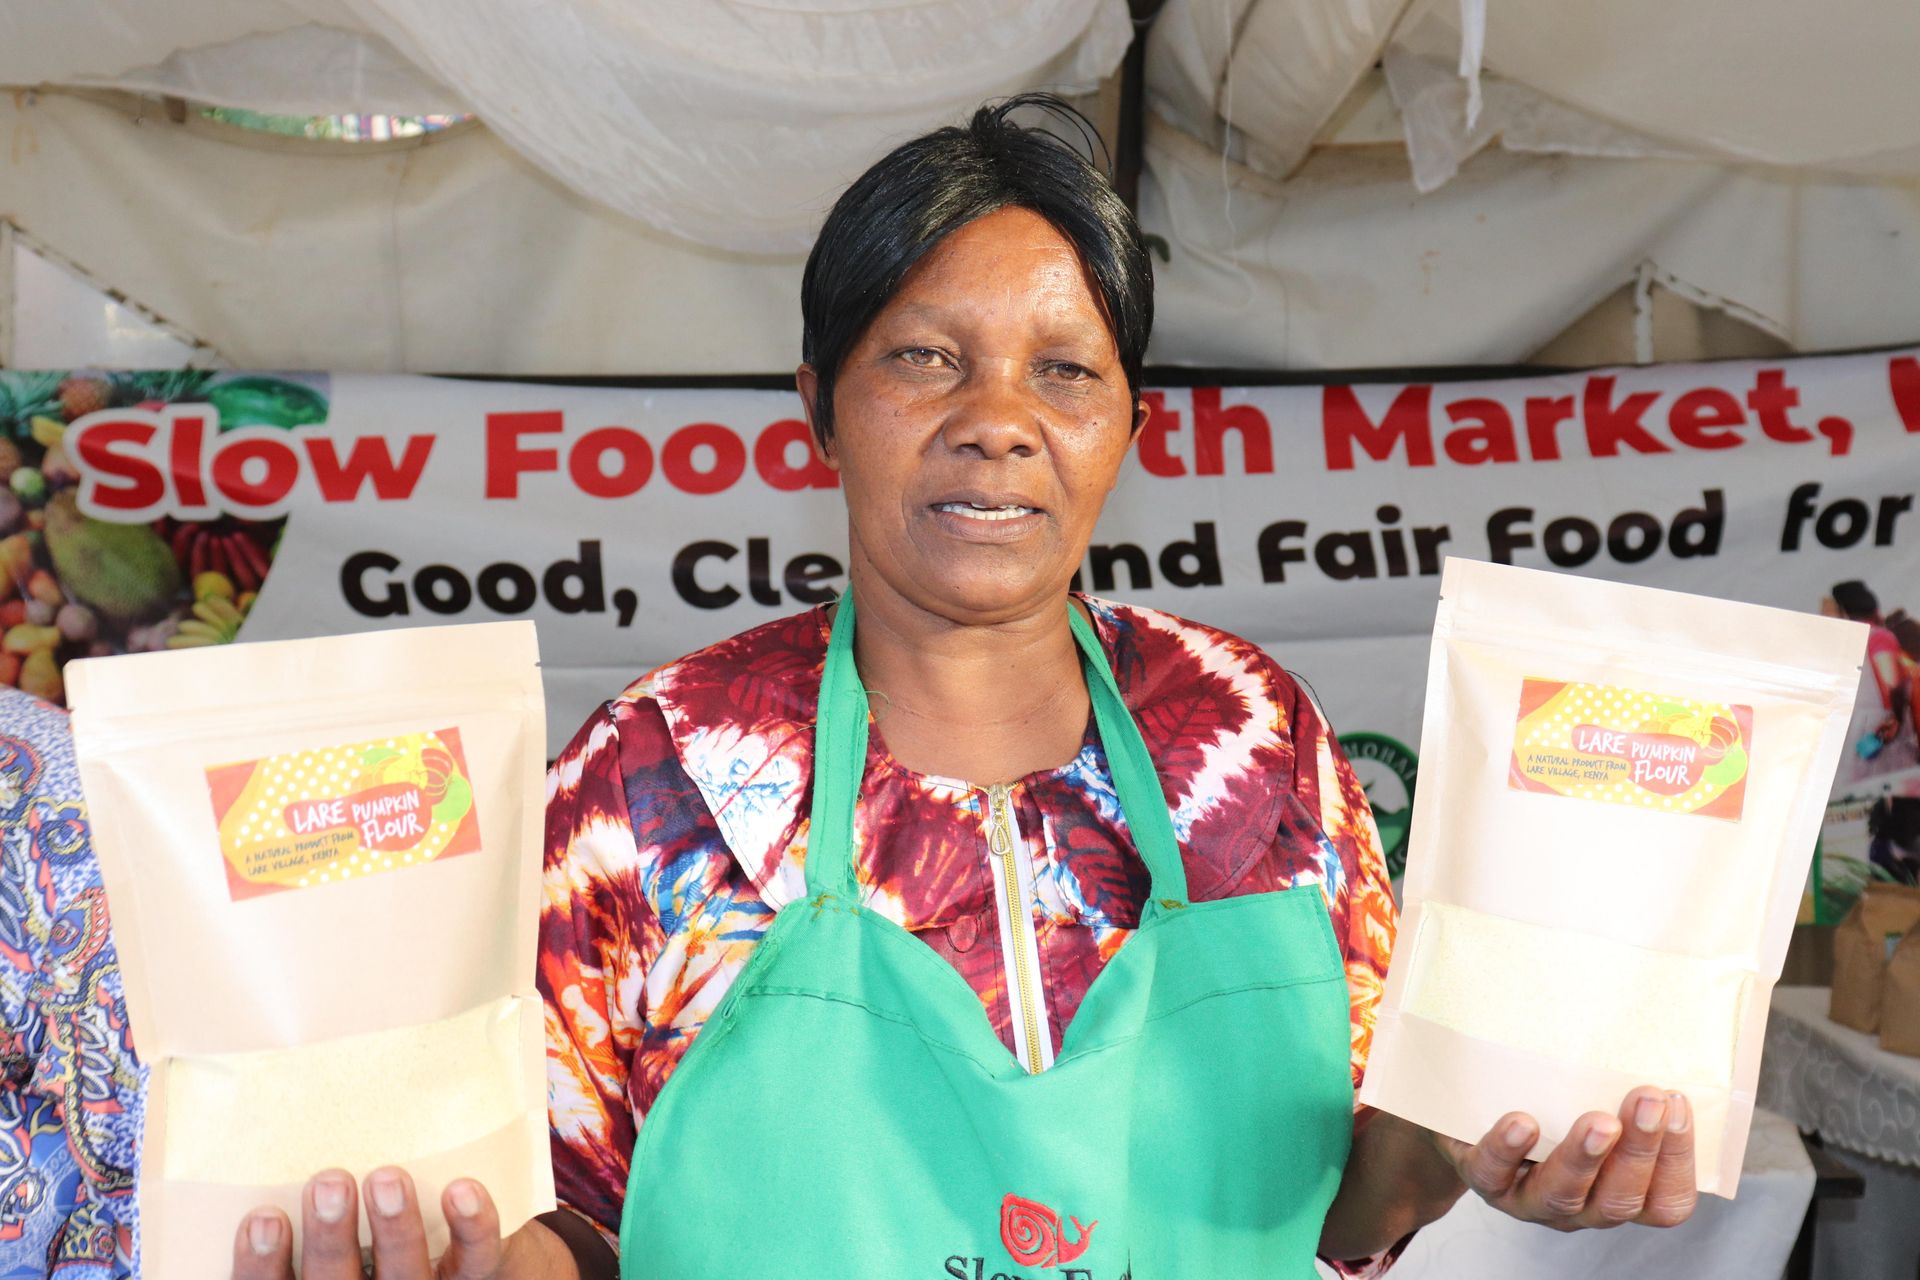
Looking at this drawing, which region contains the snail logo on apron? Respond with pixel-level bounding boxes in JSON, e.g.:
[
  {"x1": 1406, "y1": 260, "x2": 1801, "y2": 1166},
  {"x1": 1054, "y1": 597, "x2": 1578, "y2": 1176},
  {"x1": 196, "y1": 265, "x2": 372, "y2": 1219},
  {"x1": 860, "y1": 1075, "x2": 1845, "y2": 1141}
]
[{"x1": 942, "y1": 1193, "x2": 1113, "y2": 1279}]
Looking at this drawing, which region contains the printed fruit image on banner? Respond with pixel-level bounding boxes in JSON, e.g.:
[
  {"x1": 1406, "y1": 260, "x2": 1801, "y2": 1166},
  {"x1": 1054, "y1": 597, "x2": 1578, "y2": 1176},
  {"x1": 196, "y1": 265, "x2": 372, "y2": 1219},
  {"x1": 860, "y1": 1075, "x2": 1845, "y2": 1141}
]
[
  {"x1": 0, "y1": 369, "x2": 320, "y2": 707},
  {"x1": 206, "y1": 727, "x2": 480, "y2": 901},
  {"x1": 1509, "y1": 679, "x2": 1753, "y2": 820}
]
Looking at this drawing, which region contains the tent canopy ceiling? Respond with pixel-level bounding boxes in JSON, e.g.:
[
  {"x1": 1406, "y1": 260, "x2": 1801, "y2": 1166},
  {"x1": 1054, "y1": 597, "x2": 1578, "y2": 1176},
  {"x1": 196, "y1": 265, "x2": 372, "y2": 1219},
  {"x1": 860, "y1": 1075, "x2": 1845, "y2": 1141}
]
[
  {"x1": 9, "y1": 0, "x2": 1920, "y2": 251},
  {"x1": 4, "y1": 3, "x2": 1920, "y2": 371},
  {"x1": 1, "y1": 0, "x2": 1131, "y2": 252}
]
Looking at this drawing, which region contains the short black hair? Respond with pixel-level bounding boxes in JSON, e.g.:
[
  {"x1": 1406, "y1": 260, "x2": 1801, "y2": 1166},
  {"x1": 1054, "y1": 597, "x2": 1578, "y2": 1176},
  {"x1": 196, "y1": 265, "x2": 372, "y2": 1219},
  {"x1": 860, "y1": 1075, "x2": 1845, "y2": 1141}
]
[
  {"x1": 1832, "y1": 580, "x2": 1880, "y2": 620},
  {"x1": 800, "y1": 93, "x2": 1153, "y2": 445}
]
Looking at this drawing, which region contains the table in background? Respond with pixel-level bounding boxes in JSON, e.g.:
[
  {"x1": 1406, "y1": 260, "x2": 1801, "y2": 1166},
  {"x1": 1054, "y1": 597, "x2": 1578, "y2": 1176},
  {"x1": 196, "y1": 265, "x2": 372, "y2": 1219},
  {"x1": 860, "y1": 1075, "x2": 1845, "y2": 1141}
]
[
  {"x1": 1759, "y1": 985, "x2": 1920, "y2": 1279},
  {"x1": 1318, "y1": 1107, "x2": 1813, "y2": 1280}
]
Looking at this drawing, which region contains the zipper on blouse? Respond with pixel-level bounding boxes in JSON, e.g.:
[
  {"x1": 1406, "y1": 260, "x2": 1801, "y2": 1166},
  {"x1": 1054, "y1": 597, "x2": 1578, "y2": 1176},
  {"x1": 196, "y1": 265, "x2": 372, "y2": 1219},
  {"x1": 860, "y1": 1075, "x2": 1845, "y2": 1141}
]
[{"x1": 986, "y1": 783, "x2": 1053, "y2": 1073}]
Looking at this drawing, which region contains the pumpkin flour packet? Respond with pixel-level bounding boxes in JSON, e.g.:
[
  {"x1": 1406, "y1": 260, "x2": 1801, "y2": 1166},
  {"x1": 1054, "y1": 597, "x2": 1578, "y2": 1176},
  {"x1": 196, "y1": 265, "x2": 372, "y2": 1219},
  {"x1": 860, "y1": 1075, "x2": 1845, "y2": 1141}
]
[
  {"x1": 1358, "y1": 559, "x2": 1864, "y2": 1196},
  {"x1": 67, "y1": 622, "x2": 552, "y2": 1276}
]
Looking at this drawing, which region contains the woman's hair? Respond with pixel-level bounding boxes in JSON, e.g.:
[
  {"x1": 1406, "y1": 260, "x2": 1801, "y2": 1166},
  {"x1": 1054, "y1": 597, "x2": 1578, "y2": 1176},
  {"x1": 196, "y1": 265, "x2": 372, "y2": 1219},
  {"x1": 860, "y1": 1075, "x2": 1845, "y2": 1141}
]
[{"x1": 800, "y1": 93, "x2": 1153, "y2": 445}]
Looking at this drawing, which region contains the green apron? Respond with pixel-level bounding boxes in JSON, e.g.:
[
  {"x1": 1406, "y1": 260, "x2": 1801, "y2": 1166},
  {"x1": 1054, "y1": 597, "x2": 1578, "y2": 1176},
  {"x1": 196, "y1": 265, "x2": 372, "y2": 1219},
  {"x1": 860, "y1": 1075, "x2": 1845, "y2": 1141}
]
[{"x1": 618, "y1": 598, "x2": 1355, "y2": 1277}]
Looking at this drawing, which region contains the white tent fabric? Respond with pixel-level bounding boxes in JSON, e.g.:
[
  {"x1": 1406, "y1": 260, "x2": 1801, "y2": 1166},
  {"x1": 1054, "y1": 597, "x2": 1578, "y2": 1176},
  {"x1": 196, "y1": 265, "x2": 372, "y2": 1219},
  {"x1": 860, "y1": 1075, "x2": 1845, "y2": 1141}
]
[
  {"x1": 10, "y1": 87, "x2": 1920, "y2": 376},
  {"x1": 0, "y1": 91, "x2": 805, "y2": 373},
  {"x1": 1140, "y1": 107, "x2": 1920, "y2": 368},
  {"x1": 1386, "y1": 0, "x2": 1920, "y2": 187},
  {"x1": 1145, "y1": 0, "x2": 1410, "y2": 180},
  {"x1": 0, "y1": 0, "x2": 1132, "y2": 252},
  {"x1": 1146, "y1": 0, "x2": 1920, "y2": 193},
  {"x1": 75, "y1": 24, "x2": 466, "y2": 119}
]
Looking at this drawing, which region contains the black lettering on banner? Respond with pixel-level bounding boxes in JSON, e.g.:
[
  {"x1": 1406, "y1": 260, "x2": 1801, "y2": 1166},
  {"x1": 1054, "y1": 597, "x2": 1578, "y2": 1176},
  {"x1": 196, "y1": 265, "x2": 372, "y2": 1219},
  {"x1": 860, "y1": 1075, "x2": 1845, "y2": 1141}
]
[
  {"x1": 1158, "y1": 521, "x2": 1223, "y2": 588},
  {"x1": 1488, "y1": 490, "x2": 1722, "y2": 567},
  {"x1": 1781, "y1": 483, "x2": 1915, "y2": 551},
  {"x1": 1377, "y1": 506, "x2": 1410, "y2": 577},
  {"x1": 1316, "y1": 529, "x2": 1377, "y2": 580},
  {"x1": 477, "y1": 561, "x2": 538, "y2": 613},
  {"x1": 545, "y1": 540, "x2": 607, "y2": 614},
  {"x1": 1486, "y1": 507, "x2": 1534, "y2": 563},
  {"x1": 673, "y1": 540, "x2": 740, "y2": 609},
  {"x1": 1256, "y1": 520, "x2": 1309, "y2": 583},
  {"x1": 341, "y1": 550, "x2": 409, "y2": 616},
  {"x1": 1670, "y1": 489, "x2": 1724, "y2": 557},
  {"x1": 1542, "y1": 516, "x2": 1600, "y2": 567},
  {"x1": 1089, "y1": 542, "x2": 1153, "y2": 592},
  {"x1": 415, "y1": 564, "x2": 473, "y2": 614},
  {"x1": 1606, "y1": 511, "x2": 1663, "y2": 563},
  {"x1": 782, "y1": 553, "x2": 843, "y2": 604},
  {"x1": 746, "y1": 538, "x2": 782, "y2": 608},
  {"x1": 1258, "y1": 515, "x2": 1449, "y2": 583}
]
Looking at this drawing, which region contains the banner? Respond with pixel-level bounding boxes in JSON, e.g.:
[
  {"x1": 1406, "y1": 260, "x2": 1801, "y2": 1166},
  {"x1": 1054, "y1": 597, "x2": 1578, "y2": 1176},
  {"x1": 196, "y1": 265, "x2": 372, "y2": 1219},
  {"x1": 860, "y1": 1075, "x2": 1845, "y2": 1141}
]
[{"x1": 3, "y1": 352, "x2": 1917, "y2": 918}]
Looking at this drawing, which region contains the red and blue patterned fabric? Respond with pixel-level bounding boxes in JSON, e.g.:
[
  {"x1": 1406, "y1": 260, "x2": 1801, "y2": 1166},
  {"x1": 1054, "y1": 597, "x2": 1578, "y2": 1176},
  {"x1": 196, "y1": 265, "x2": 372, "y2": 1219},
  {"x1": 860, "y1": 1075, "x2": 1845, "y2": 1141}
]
[{"x1": 0, "y1": 689, "x2": 142, "y2": 1278}]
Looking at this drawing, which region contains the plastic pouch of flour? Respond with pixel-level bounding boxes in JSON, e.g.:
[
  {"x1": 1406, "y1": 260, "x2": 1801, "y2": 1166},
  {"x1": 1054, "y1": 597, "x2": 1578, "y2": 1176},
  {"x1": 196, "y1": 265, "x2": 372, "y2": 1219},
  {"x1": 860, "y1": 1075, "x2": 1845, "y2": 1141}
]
[
  {"x1": 68, "y1": 622, "x2": 553, "y2": 1276},
  {"x1": 1358, "y1": 559, "x2": 1864, "y2": 1196}
]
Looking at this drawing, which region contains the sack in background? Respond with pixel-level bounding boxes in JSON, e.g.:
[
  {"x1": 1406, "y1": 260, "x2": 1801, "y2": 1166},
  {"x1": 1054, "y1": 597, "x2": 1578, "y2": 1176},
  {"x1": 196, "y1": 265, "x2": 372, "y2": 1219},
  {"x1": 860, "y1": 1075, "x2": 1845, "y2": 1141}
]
[
  {"x1": 1882, "y1": 926, "x2": 1920, "y2": 1057},
  {"x1": 1359, "y1": 559, "x2": 1864, "y2": 1198},
  {"x1": 68, "y1": 622, "x2": 551, "y2": 1279},
  {"x1": 1829, "y1": 882, "x2": 1920, "y2": 1033}
]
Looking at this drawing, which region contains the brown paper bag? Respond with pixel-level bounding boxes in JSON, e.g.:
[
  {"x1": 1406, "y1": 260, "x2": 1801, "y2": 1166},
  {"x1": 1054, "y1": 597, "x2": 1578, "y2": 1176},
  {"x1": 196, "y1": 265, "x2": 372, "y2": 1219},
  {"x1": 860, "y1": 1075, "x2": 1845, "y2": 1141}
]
[
  {"x1": 67, "y1": 622, "x2": 552, "y2": 1279},
  {"x1": 1359, "y1": 559, "x2": 1864, "y2": 1198},
  {"x1": 1881, "y1": 926, "x2": 1920, "y2": 1057},
  {"x1": 1830, "y1": 882, "x2": 1920, "y2": 1033}
]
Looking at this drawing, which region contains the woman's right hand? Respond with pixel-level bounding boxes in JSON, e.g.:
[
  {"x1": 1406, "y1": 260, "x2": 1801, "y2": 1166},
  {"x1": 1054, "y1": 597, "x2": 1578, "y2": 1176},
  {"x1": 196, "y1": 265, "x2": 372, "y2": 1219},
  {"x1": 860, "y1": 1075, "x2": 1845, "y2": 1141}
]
[{"x1": 230, "y1": 1167, "x2": 572, "y2": 1280}]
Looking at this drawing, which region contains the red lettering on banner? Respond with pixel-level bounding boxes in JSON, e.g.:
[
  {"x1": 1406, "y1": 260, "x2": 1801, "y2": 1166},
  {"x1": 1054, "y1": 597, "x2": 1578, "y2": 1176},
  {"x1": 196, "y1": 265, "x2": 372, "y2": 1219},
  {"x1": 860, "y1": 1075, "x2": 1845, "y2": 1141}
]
[
  {"x1": 1443, "y1": 398, "x2": 1519, "y2": 464},
  {"x1": 753, "y1": 419, "x2": 838, "y2": 491},
  {"x1": 1891, "y1": 356, "x2": 1920, "y2": 433},
  {"x1": 209, "y1": 433, "x2": 301, "y2": 509},
  {"x1": 1668, "y1": 388, "x2": 1746, "y2": 450},
  {"x1": 1582, "y1": 376, "x2": 1669, "y2": 457},
  {"x1": 485, "y1": 411, "x2": 563, "y2": 498},
  {"x1": 1137, "y1": 392, "x2": 1184, "y2": 477},
  {"x1": 662, "y1": 424, "x2": 746, "y2": 495},
  {"x1": 1323, "y1": 384, "x2": 1435, "y2": 471},
  {"x1": 1192, "y1": 388, "x2": 1273, "y2": 475},
  {"x1": 1523, "y1": 396, "x2": 1576, "y2": 461},
  {"x1": 307, "y1": 436, "x2": 435, "y2": 502},
  {"x1": 569, "y1": 426, "x2": 653, "y2": 498},
  {"x1": 1748, "y1": 369, "x2": 1814, "y2": 445},
  {"x1": 171, "y1": 415, "x2": 209, "y2": 509},
  {"x1": 70, "y1": 419, "x2": 166, "y2": 512}
]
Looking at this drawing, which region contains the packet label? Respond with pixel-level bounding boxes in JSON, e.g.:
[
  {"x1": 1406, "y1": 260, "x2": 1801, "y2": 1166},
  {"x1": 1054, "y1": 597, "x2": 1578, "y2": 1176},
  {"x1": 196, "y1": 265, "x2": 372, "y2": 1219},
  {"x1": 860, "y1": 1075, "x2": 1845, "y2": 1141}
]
[
  {"x1": 207, "y1": 728, "x2": 481, "y2": 900},
  {"x1": 1509, "y1": 678, "x2": 1753, "y2": 820}
]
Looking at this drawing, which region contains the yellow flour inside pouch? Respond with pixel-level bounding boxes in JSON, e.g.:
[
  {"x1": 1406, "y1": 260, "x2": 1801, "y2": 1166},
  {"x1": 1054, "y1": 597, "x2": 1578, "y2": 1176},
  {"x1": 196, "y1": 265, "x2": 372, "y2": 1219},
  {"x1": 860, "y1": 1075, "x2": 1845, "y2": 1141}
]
[
  {"x1": 163, "y1": 995, "x2": 533, "y2": 1185},
  {"x1": 1399, "y1": 902, "x2": 1751, "y2": 1088}
]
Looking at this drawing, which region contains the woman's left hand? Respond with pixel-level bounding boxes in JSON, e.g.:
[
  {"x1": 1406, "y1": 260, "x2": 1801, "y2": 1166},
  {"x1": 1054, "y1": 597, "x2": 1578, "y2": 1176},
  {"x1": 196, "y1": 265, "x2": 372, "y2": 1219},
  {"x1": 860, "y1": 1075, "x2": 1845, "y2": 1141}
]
[{"x1": 1433, "y1": 1086, "x2": 1698, "y2": 1231}]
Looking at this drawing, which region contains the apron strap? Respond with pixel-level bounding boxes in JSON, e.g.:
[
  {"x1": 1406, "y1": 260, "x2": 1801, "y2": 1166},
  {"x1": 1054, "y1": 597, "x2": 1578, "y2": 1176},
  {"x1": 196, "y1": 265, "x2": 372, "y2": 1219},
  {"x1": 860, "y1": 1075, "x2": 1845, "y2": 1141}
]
[
  {"x1": 806, "y1": 597, "x2": 1191, "y2": 908},
  {"x1": 806, "y1": 591, "x2": 870, "y2": 901}
]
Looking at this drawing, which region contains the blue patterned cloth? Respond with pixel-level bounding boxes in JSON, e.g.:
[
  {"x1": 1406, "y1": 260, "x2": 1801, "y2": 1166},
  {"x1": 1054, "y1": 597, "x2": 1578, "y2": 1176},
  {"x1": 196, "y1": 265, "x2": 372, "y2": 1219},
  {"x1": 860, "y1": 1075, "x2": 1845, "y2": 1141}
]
[{"x1": 0, "y1": 689, "x2": 142, "y2": 1278}]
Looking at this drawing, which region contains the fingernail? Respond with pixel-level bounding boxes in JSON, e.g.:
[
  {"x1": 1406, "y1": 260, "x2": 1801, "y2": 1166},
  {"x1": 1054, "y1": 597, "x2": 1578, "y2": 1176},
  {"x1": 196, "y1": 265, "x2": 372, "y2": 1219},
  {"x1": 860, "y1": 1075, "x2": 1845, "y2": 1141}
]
[
  {"x1": 1503, "y1": 1119, "x2": 1534, "y2": 1151},
  {"x1": 1584, "y1": 1119, "x2": 1620, "y2": 1157},
  {"x1": 248, "y1": 1214, "x2": 282, "y2": 1256},
  {"x1": 370, "y1": 1171, "x2": 406, "y2": 1218},
  {"x1": 449, "y1": 1180, "x2": 482, "y2": 1218},
  {"x1": 1635, "y1": 1096, "x2": 1668, "y2": 1133},
  {"x1": 1667, "y1": 1092, "x2": 1691, "y2": 1133},
  {"x1": 313, "y1": 1176, "x2": 349, "y2": 1223}
]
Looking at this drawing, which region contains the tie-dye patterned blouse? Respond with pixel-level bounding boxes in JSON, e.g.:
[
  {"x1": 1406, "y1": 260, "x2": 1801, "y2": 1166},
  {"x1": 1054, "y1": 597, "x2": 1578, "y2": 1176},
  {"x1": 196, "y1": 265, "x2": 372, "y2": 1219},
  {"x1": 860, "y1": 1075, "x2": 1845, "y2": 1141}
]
[{"x1": 542, "y1": 597, "x2": 1403, "y2": 1274}]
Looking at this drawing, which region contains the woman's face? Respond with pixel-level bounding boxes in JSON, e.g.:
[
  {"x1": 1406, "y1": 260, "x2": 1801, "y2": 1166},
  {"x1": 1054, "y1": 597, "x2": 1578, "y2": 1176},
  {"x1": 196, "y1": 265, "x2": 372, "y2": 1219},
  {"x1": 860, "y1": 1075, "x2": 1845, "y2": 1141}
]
[{"x1": 799, "y1": 206, "x2": 1143, "y2": 627}]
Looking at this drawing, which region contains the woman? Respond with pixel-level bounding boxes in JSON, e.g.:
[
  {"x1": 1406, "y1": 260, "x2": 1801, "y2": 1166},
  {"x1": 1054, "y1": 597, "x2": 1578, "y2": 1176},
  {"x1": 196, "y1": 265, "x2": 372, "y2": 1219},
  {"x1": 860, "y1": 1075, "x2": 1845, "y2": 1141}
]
[{"x1": 232, "y1": 97, "x2": 1697, "y2": 1280}]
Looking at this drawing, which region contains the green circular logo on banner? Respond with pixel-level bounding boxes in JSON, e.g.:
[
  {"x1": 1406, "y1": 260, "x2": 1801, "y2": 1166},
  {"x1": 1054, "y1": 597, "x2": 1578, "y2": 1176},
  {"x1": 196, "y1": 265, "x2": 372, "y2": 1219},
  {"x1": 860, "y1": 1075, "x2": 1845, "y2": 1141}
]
[{"x1": 1339, "y1": 732, "x2": 1418, "y2": 879}]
